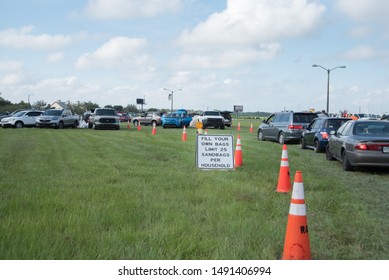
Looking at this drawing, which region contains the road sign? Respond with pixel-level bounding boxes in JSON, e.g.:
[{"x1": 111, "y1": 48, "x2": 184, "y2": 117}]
[{"x1": 196, "y1": 134, "x2": 234, "y2": 170}]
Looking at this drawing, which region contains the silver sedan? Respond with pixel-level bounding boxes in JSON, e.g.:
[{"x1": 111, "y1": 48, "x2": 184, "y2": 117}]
[{"x1": 326, "y1": 120, "x2": 389, "y2": 171}]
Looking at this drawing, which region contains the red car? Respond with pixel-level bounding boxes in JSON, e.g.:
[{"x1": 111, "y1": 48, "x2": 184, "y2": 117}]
[{"x1": 118, "y1": 113, "x2": 130, "y2": 122}]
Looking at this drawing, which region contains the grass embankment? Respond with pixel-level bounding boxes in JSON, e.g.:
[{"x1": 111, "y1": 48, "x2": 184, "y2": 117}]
[{"x1": 0, "y1": 121, "x2": 388, "y2": 259}]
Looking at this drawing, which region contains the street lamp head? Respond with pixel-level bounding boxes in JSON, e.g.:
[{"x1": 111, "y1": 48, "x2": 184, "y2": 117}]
[
  {"x1": 312, "y1": 64, "x2": 319, "y2": 67},
  {"x1": 339, "y1": 66, "x2": 346, "y2": 69}
]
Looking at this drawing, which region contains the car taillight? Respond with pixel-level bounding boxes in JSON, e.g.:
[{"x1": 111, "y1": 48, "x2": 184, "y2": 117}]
[
  {"x1": 354, "y1": 143, "x2": 385, "y2": 151},
  {"x1": 320, "y1": 132, "x2": 329, "y2": 139},
  {"x1": 288, "y1": 125, "x2": 303, "y2": 130}
]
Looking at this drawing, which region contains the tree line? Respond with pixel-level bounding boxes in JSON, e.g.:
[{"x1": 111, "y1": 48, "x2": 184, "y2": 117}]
[{"x1": 0, "y1": 93, "x2": 148, "y2": 116}]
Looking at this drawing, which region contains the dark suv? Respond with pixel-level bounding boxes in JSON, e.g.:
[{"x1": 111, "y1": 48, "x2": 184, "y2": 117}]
[
  {"x1": 257, "y1": 111, "x2": 318, "y2": 144},
  {"x1": 300, "y1": 116, "x2": 351, "y2": 153}
]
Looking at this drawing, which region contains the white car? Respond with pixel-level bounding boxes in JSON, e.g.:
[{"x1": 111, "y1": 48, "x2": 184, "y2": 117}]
[{"x1": 1, "y1": 110, "x2": 43, "y2": 128}]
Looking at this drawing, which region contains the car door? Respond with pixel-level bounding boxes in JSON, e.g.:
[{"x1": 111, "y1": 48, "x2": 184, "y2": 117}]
[
  {"x1": 25, "y1": 111, "x2": 42, "y2": 126},
  {"x1": 303, "y1": 119, "x2": 317, "y2": 146},
  {"x1": 260, "y1": 114, "x2": 276, "y2": 139},
  {"x1": 274, "y1": 113, "x2": 289, "y2": 139},
  {"x1": 331, "y1": 121, "x2": 353, "y2": 159},
  {"x1": 62, "y1": 110, "x2": 71, "y2": 126}
]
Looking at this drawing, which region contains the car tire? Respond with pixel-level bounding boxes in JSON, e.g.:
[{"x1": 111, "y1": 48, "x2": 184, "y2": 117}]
[
  {"x1": 314, "y1": 140, "x2": 321, "y2": 153},
  {"x1": 325, "y1": 145, "x2": 335, "y2": 161},
  {"x1": 72, "y1": 121, "x2": 78, "y2": 129},
  {"x1": 58, "y1": 121, "x2": 64, "y2": 129},
  {"x1": 300, "y1": 138, "x2": 306, "y2": 149},
  {"x1": 278, "y1": 132, "x2": 285, "y2": 145},
  {"x1": 88, "y1": 122, "x2": 93, "y2": 129},
  {"x1": 220, "y1": 125, "x2": 225, "y2": 130},
  {"x1": 15, "y1": 121, "x2": 23, "y2": 128},
  {"x1": 257, "y1": 130, "x2": 265, "y2": 141},
  {"x1": 342, "y1": 151, "x2": 354, "y2": 171}
]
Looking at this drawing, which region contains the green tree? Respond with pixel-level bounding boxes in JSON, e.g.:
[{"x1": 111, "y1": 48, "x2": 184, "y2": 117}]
[
  {"x1": 124, "y1": 104, "x2": 138, "y2": 113},
  {"x1": 113, "y1": 105, "x2": 124, "y2": 112},
  {"x1": 32, "y1": 100, "x2": 48, "y2": 111}
]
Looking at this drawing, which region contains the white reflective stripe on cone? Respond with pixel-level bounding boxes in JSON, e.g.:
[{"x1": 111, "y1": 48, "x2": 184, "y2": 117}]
[
  {"x1": 280, "y1": 160, "x2": 289, "y2": 167},
  {"x1": 291, "y1": 182, "x2": 305, "y2": 199},
  {"x1": 282, "y1": 150, "x2": 288, "y2": 158},
  {"x1": 289, "y1": 203, "x2": 307, "y2": 216}
]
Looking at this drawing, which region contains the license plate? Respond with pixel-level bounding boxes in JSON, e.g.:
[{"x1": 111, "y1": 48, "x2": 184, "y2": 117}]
[{"x1": 383, "y1": 147, "x2": 389, "y2": 153}]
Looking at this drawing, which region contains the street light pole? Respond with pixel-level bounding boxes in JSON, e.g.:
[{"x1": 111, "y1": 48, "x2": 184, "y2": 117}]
[
  {"x1": 312, "y1": 64, "x2": 346, "y2": 114},
  {"x1": 163, "y1": 88, "x2": 182, "y2": 113},
  {"x1": 28, "y1": 94, "x2": 34, "y2": 109}
]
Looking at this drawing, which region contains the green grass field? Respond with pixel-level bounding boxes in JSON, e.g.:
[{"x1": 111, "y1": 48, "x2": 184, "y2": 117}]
[{"x1": 0, "y1": 121, "x2": 388, "y2": 260}]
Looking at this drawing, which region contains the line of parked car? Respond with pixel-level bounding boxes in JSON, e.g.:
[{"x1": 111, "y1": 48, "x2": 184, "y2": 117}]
[
  {"x1": 1, "y1": 108, "x2": 80, "y2": 129},
  {"x1": 257, "y1": 110, "x2": 389, "y2": 171}
]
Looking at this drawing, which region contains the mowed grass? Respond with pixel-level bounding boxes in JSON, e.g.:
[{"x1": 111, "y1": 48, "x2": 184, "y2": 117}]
[{"x1": 0, "y1": 121, "x2": 388, "y2": 260}]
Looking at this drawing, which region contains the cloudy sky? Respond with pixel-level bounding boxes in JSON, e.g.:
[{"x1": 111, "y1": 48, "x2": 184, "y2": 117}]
[{"x1": 1, "y1": 0, "x2": 388, "y2": 114}]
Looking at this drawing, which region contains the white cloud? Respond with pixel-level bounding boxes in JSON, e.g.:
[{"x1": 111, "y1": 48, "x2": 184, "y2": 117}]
[
  {"x1": 341, "y1": 45, "x2": 378, "y2": 60},
  {"x1": 1, "y1": 74, "x2": 23, "y2": 86},
  {"x1": 335, "y1": 0, "x2": 389, "y2": 23},
  {"x1": 176, "y1": 0, "x2": 325, "y2": 69},
  {"x1": 47, "y1": 52, "x2": 64, "y2": 63},
  {"x1": 85, "y1": 0, "x2": 181, "y2": 20},
  {"x1": 75, "y1": 37, "x2": 152, "y2": 70},
  {"x1": 0, "y1": 60, "x2": 23, "y2": 72},
  {"x1": 0, "y1": 26, "x2": 72, "y2": 50}
]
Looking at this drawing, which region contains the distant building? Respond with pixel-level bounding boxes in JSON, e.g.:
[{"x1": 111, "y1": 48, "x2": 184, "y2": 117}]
[{"x1": 51, "y1": 100, "x2": 68, "y2": 110}]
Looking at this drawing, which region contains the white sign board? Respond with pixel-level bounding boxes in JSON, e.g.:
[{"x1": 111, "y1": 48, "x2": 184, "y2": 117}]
[{"x1": 196, "y1": 135, "x2": 234, "y2": 170}]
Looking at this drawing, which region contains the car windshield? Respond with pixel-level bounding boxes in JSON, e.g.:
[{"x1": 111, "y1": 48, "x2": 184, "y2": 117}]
[
  {"x1": 354, "y1": 122, "x2": 389, "y2": 136},
  {"x1": 44, "y1": 110, "x2": 62, "y2": 116},
  {"x1": 96, "y1": 109, "x2": 116, "y2": 116},
  {"x1": 293, "y1": 113, "x2": 317, "y2": 123},
  {"x1": 205, "y1": 111, "x2": 220, "y2": 116}
]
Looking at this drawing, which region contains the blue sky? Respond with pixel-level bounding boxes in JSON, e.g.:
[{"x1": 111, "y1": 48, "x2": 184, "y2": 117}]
[{"x1": 0, "y1": 0, "x2": 388, "y2": 114}]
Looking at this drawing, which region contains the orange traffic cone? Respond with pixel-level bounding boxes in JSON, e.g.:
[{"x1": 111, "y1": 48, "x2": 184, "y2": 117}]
[
  {"x1": 182, "y1": 125, "x2": 187, "y2": 141},
  {"x1": 249, "y1": 123, "x2": 253, "y2": 133},
  {"x1": 234, "y1": 135, "x2": 242, "y2": 167},
  {"x1": 137, "y1": 122, "x2": 141, "y2": 131},
  {"x1": 237, "y1": 122, "x2": 241, "y2": 131},
  {"x1": 276, "y1": 144, "x2": 291, "y2": 193},
  {"x1": 127, "y1": 120, "x2": 131, "y2": 129},
  {"x1": 282, "y1": 171, "x2": 311, "y2": 260},
  {"x1": 152, "y1": 123, "x2": 156, "y2": 135}
]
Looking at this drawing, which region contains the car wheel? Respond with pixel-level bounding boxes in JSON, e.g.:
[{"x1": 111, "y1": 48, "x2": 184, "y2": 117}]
[
  {"x1": 300, "y1": 138, "x2": 306, "y2": 149},
  {"x1": 314, "y1": 140, "x2": 321, "y2": 153},
  {"x1": 278, "y1": 132, "x2": 285, "y2": 144},
  {"x1": 72, "y1": 121, "x2": 78, "y2": 128},
  {"x1": 88, "y1": 122, "x2": 93, "y2": 129},
  {"x1": 325, "y1": 145, "x2": 335, "y2": 161},
  {"x1": 257, "y1": 130, "x2": 265, "y2": 141},
  {"x1": 15, "y1": 121, "x2": 23, "y2": 128},
  {"x1": 58, "y1": 121, "x2": 64, "y2": 129},
  {"x1": 342, "y1": 151, "x2": 354, "y2": 171},
  {"x1": 220, "y1": 125, "x2": 225, "y2": 130}
]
